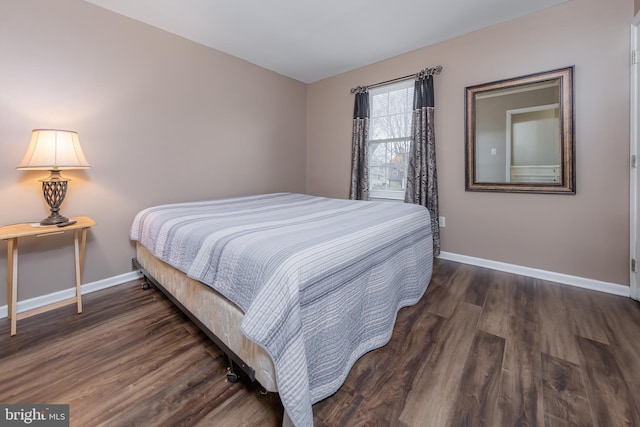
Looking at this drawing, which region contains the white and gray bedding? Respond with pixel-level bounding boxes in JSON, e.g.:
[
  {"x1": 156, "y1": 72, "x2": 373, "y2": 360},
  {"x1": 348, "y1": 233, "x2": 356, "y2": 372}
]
[{"x1": 130, "y1": 193, "x2": 433, "y2": 427}]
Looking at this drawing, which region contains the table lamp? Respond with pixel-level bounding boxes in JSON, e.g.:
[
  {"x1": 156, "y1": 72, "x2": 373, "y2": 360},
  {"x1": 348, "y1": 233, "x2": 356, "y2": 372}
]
[{"x1": 17, "y1": 129, "x2": 90, "y2": 225}]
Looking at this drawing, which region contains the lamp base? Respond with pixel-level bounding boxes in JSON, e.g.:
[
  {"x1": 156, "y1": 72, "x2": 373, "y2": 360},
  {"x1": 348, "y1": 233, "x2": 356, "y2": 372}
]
[
  {"x1": 40, "y1": 214, "x2": 70, "y2": 226},
  {"x1": 39, "y1": 171, "x2": 70, "y2": 226}
]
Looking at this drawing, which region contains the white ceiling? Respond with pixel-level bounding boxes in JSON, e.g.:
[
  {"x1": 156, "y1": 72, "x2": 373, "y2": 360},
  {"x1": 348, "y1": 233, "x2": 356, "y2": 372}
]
[{"x1": 84, "y1": 0, "x2": 570, "y2": 84}]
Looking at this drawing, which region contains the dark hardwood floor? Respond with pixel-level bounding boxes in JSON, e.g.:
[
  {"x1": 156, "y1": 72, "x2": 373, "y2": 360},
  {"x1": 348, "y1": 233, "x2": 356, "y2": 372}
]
[{"x1": 1, "y1": 258, "x2": 639, "y2": 426}]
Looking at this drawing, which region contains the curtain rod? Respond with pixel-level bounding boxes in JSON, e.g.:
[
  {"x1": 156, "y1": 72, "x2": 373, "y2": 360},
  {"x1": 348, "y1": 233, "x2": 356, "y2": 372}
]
[{"x1": 350, "y1": 65, "x2": 442, "y2": 94}]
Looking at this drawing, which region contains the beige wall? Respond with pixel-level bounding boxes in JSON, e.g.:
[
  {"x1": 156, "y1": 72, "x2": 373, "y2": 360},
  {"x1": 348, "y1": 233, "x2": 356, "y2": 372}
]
[
  {"x1": 307, "y1": 0, "x2": 633, "y2": 285},
  {"x1": 0, "y1": 0, "x2": 307, "y2": 304}
]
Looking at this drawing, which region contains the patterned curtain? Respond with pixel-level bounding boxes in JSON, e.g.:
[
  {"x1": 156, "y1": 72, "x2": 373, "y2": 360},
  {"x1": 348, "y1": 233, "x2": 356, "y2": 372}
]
[
  {"x1": 349, "y1": 87, "x2": 370, "y2": 200},
  {"x1": 405, "y1": 73, "x2": 440, "y2": 256}
]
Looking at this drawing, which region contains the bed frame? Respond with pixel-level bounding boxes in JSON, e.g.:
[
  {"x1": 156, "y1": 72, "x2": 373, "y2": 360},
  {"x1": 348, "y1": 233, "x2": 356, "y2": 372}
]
[{"x1": 131, "y1": 243, "x2": 277, "y2": 391}]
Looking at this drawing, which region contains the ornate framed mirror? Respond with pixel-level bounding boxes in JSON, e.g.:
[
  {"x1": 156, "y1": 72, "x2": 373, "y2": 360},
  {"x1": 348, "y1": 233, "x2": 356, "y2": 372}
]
[{"x1": 465, "y1": 67, "x2": 575, "y2": 194}]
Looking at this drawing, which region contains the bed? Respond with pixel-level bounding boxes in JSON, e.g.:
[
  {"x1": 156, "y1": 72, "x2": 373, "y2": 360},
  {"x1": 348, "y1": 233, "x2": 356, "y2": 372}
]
[{"x1": 129, "y1": 193, "x2": 433, "y2": 427}]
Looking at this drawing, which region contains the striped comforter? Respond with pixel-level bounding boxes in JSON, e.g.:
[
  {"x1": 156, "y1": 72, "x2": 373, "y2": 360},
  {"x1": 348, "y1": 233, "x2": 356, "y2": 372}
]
[{"x1": 130, "y1": 193, "x2": 433, "y2": 427}]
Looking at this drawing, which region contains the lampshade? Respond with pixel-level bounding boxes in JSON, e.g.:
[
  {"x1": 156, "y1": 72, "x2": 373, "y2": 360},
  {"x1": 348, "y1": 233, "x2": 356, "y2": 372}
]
[{"x1": 16, "y1": 129, "x2": 90, "y2": 170}]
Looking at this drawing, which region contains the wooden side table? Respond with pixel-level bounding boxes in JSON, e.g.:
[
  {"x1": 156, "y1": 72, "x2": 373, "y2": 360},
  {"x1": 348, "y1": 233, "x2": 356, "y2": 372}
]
[{"x1": 0, "y1": 216, "x2": 96, "y2": 336}]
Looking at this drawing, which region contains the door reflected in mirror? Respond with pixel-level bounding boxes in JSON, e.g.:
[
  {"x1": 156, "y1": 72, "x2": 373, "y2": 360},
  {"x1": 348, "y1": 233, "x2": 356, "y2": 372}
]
[{"x1": 465, "y1": 67, "x2": 574, "y2": 194}]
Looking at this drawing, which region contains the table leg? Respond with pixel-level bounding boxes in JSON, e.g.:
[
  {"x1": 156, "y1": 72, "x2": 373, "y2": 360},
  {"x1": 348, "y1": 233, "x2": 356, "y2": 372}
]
[
  {"x1": 6, "y1": 241, "x2": 10, "y2": 318},
  {"x1": 73, "y1": 229, "x2": 83, "y2": 314},
  {"x1": 7, "y1": 238, "x2": 18, "y2": 336},
  {"x1": 79, "y1": 228, "x2": 87, "y2": 277}
]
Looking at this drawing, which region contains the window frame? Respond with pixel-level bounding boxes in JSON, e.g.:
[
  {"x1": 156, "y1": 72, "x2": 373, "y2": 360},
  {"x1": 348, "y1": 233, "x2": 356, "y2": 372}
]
[{"x1": 368, "y1": 80, "x2": 415, "y2": 201}]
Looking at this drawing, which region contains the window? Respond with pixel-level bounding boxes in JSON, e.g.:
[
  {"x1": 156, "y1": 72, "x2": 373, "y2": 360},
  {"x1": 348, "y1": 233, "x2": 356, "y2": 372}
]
[{"x1": 368, "y1": 80, "x2": 414, "y2": 200}]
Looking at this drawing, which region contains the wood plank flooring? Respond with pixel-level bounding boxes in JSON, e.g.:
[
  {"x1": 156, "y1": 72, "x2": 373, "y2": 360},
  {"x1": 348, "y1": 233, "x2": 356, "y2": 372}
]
[{"x1": 1, "y1": 258, "x2": 639, "y2": 426}]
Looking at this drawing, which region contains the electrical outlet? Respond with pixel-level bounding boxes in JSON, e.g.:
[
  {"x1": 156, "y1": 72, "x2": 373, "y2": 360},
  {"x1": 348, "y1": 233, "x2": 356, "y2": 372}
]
[{"x1": 439, "y1": 216, "x2": 445, "y2": 227}]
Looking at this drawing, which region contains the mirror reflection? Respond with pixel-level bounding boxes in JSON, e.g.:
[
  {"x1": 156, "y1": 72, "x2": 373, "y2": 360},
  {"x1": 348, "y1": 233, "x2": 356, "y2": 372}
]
[{"x1": 465, "y1": 67, "x2": 574, "y2": 194}]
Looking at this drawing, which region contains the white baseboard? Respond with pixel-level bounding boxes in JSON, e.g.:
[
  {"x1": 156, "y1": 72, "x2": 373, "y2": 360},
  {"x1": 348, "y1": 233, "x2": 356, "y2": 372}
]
[
  {"x1": 438, "y1": 251, "x2": 630, "y2": 297},
  {"x1": 0, "y1": 271, "x2": 143, "y2": 319}
]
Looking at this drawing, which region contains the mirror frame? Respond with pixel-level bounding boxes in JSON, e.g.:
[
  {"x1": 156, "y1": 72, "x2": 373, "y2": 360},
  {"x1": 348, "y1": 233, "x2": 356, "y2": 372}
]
[{"x1": 465, "y1": 66, "x2": 575, "y2": 194}]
